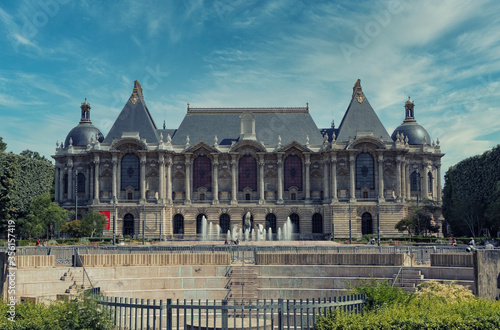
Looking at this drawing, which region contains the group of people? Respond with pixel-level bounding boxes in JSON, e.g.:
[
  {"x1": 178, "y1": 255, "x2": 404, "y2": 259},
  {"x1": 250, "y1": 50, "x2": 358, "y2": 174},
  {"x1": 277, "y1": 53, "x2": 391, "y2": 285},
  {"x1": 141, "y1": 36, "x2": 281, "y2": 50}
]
[
  {"x1": 224, "y1": 239, "x2": 239, "y2": 245},
  {"x1": 35, "y1": 239, "x2": 47, "y2": 247}
]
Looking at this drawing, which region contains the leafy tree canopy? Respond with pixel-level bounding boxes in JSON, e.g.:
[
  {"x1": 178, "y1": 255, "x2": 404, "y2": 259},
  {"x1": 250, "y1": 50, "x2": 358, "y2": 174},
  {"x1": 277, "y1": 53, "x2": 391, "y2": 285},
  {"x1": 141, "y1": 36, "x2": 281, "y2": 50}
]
[
  {"x1": 443, "y1": 145, "x2": 500, "y2": 237},
  {"x1": 0, "y1": 137, "x2": 6, "y2": 152}
]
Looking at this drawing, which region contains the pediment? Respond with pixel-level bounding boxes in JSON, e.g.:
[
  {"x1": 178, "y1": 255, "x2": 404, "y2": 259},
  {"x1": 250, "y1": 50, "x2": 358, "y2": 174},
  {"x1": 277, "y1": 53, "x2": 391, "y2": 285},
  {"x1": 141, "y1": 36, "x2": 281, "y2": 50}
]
[
  {"x1": 230, "y1": 139, "x2": 266, "y2": 152},
  {"x1": 110, "y1": 138, "x2": 148, "y2": 152},
  {"x1": 184, "y1": 141, "x2": 219, "y2": 154},
  {"x1": 279, "y1": 141, "x2": 310, "y2": 153}
]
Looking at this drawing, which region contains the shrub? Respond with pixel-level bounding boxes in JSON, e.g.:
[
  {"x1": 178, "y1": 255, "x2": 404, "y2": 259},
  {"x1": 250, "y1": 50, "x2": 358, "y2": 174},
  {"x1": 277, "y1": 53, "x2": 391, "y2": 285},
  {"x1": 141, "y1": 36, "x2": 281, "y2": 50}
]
[
  {"x1": 347, "y1": 278, "x2": 410, "y2": 311},
  {"x1": 0, "y1": 297, "x2": 113, "y2": 329}
]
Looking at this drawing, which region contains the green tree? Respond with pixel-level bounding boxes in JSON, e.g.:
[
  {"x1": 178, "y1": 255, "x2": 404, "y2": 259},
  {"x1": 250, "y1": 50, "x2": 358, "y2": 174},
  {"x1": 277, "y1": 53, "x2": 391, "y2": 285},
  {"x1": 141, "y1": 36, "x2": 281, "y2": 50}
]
[
  {"x1": 21, "y1": 192, "x2": 68, "y2": 239},
  {"x1": 0, "y1": 137, "x2": 6, "y2": 152},
  {"x1": 442, "y1": 145, "x2": 500, "y2": 237},
  {"x1": 61, "y1": 219, "x2": 83, "y2": 237},
  {"x1": 80, "y1": 210, "x2": 107, "y2": 237},
  {"x1": 485, "y1": 183, "x2": 500, "y2": 236},
  {"x1": 395, "y1": 199, "x2": 440, "y2": 236}
]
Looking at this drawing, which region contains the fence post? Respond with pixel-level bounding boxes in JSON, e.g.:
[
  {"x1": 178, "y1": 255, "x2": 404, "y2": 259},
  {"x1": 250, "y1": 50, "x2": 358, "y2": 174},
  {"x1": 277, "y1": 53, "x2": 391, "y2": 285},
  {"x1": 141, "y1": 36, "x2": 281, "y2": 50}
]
[
  {"x1": 222, "y1": 300, "x2": 228, "y2": 330},
  {"x1": 278, "y1": 298, "x2": 285, "y2": 330}
]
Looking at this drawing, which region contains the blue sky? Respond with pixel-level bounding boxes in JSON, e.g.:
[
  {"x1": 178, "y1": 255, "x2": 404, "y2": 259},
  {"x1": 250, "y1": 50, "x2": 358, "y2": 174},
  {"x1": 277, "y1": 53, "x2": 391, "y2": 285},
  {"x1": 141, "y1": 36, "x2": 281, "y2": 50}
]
[{"x1": 0, "y1": 0, "x2": 499, "y2": 181}]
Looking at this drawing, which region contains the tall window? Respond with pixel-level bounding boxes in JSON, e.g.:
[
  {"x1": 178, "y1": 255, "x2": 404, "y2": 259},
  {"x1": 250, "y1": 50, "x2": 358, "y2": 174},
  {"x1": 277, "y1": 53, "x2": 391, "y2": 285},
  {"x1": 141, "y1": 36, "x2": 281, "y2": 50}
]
[
  {"x1": 77, "y1": 172, "x2": 85, "y2": 193},
  {"x1": 173, "y1": 214, "x2": 184, "y2": 235},
  {"x1": 356, "y1": 153, "x2": 374, "y2": 189},
  {"x1": 63, "y1": 174, "x2": 68, "y2": 194},
  {"x1": 239, "y1": 156, "x2": 257, "y2": 191},
  {"x1": 284, "y1": 155, "x2": 302, "y2": 190},
  {"x1": 410, "y1": 171, "x2": 421, "y2": 192},
  {"x1": 312, "y1": 213, "x2": 323, "y2": 233},
  {"x1": 289, "y1": 213, "x2": 300, "y2": 234},
  {"x1": 219, "y1": 214, "x2": 231, "y2": 234},
  {"x1": 193, "y1": 156, "x2": 211, "y2": 191},
  {"x1": 121, "y1": 154, "x2": 139, "y2": 190},
  {"x1": 265, "y1": 213, "x2": 277, "y2": 234},
  {"x1": 428, "y1": 172, "x2": 433, "y2": 193}
]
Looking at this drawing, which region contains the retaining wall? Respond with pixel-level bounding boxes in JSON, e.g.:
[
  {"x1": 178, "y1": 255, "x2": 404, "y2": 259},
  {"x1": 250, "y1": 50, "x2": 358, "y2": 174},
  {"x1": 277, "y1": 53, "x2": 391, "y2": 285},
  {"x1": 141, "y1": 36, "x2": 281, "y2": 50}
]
[
  {"x1": 77, "y1": 253, "x2": 231, "y2": 267},
  {"x1": 15, "y1": 256, "x2": 55, "y2": 268},
  {"x1": 474, "y1": 250, "x2": 500, "y2": 300},
  {"x1": 256, "y1": 253, "x2": 404, "y2": 266},
  {"x1": 430, "y1": 253, "x2": 473, "y2": 267}
]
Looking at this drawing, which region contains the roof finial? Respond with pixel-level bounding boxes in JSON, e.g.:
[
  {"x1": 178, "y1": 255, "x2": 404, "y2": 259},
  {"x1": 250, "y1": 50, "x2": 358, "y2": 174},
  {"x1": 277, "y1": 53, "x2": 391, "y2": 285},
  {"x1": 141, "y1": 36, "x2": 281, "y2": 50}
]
[
  {"x1": 80, "y1": 98, "x2": 91, "y2": 122},
  {"x1": 404, "y1": 96, "x2": 415, "y2": 121},
  {"x1": 130, "y1": 81, "x2": 144, "y2": 103},
  {"x1": 187, "y1": 102, "x2": 190, "y2": 110}
]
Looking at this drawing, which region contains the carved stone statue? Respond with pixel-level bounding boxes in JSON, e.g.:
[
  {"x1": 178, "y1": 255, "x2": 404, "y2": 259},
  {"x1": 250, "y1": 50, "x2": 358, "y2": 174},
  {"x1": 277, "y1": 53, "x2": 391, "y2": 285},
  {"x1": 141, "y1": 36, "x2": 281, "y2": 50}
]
[{"x1": 244, "y1": 212, "x2": 252, "y2": 232}]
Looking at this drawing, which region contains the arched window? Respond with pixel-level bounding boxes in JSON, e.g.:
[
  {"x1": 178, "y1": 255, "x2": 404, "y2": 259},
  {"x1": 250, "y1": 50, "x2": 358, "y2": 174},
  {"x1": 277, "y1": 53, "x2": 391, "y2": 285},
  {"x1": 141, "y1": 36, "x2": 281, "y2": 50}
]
[
  {"x1": 361, "y1": 212, "x2": 373, "y2": 235},
  {"x1": 428, "y1": 172, "x2": 433, "y2": 193},
  {"x1": 239, "y1": 156, "x2": 257, "y2": 191},
  {"x1": 284, "y1": 155, "x2": 302, "y2": 190},
  {"x1": 63, "y1": 174, "x2": 68, "y2": 194},
  {"x1": 77, "y1": 172, "x2": 85, "y2": 193},
  {"x1": 121, "y1": 154, "x2": 139, "y2": 190},
  {"x1": 123, "y1": 213, "x2": 134, "y2": 236},
  {"x1": 289, "y1": 213, "x2": 300, "y2": 234},
  {"x1": 265, "y1": 213, "x2": 277, "y2": 234},
  {"x1": 196, "y1": 214, "x2": 206, "y2": 234},
  {"x1": 219, "y1": 214, "x2": 231, "y2": 234},
  {"x1": 356, "y1": 153, "x2": 374, "y2": 189},
  {"x1": 410, "y1": 171, "x2": 421, "y2": 192},
  {"x1": 193, "y1": 156, "x2": 211, "y2": 191},
  {"x1": 312, "y1": 213, "x2": 323, "y2": 233},
  {"x1": 173, "y1": 214, "x2": 184, "y2": 235}
]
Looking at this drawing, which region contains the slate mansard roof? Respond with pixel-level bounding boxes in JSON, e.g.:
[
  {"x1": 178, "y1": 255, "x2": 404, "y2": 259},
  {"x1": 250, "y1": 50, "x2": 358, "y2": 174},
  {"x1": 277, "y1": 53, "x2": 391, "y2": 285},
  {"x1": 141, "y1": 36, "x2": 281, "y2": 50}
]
[{"x1": 89, "y1": 79, "x2": 426, "y2": 148}]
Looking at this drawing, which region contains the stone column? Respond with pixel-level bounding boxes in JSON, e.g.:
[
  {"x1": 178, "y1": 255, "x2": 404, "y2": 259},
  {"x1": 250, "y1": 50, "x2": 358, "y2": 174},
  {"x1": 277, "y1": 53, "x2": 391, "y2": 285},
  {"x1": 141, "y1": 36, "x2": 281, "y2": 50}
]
[
  {"x1": 166, "y1": 155, "x2": 172, "y2": 204},
  {"x1": 323, "y1": 156, "x2": 329, "y2": 201},
  {"x1": 159, "y1": 154, "x2": 165, "y2": 203},
  {"x1": 68, "y1": 158, "x2": 73, "y2": 201},
  {"x1": 437, "y1": 164, "x2": 442, "y2": 202},
  {"x1": 396, "y1": 157, "x2": 402, "y2": 201},
  {"x1": 59, "y1": 167, "x2": 65, "y2": 202},
  {"x1": 349, "y1": 154, "x2": 356, "y2": 202},
  {"x1": 305, "y1": 153, "x2": 311, "y2": 202},
  {"x1": 184, "y1": 154, "x2": 191, "y2": 204},
  {"x1": 406, "y1": 163, "x2": 411, "y2": 200},
  {"x1": 259, "y1": 154, "x2": 265, "y2": 204},
  {"x1": 277, "y1": 153, "x2": 284, "y2": 203},
  {"x1": 378, "y1": 154, "x2": 384, "y2": 202},
  {"x1": 89, "y1": 164, "x2": 94, "y2": 201},
  {"x1": 401, "y1": 161, "x2": 407, "y2": 201},
  {"x1": 85, "y1": 166, "x2": 90, "y2": 201},
  {"x1": 140, "y1": 154, "x2": 146, "y2": 202},
  {"x1": 93, "y1": 155, "x2": 100, "y2": 204},
  {"x1": 54, "y1": 166, "x2": 60, "y2": 202},
  {"x1": 231, "y1": 154, "x2": 238, "y2": 203},
  {"x1": 212, "y1": 155, "x2": 219, "y2": 204},
  {"x1": 112, "y1": 154, "x2": 118, "y2": 200},
  {"x1": 330, "y1": 155, "x2": 338, "y2": 202},
  {"x1": 421, "y1": 163, "x2": 429, "y2": 199}
]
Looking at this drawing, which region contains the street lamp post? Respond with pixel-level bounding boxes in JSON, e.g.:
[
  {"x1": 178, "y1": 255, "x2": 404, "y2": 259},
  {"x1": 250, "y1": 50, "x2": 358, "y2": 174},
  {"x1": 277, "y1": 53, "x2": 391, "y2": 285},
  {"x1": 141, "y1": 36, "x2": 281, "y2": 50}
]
[
  {"x1": 112, "y1": 196, "x2": 116, "y2": 246},
  {"x1": 348, "y1": 201, "x2": 352, "y2": 244},
  {"x1": 142, "y1": 203, "x2": 146, "y2": 245},
  {"x1": 377, "y1": 197, "x2": 381, "y2": 247},
  {"x1": 75, "y1": 170, "x2": 78, "y2": 222}
]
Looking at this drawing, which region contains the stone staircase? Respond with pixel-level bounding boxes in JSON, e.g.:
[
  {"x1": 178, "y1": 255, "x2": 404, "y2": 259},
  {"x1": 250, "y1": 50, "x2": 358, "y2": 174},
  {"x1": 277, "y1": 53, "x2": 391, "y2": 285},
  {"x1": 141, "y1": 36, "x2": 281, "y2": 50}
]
[
  {"x1": 58, "y1": 268, "x2": 93, "y2": 300},
  {"x1": 392, "y1": 268, "x2": 425, "y2": 292},
  {"x1": 225, "y1": 264, "x2": 259, "y2": 302}
]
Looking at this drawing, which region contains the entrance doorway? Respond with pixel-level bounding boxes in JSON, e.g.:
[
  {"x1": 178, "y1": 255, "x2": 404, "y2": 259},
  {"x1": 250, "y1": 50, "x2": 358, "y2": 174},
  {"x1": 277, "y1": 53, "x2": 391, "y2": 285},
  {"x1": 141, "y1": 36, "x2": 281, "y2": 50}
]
[
  {"x1": 123, "y1": 213, "x2": 134, "y2": 236},
  {"x1": 361, "y1": 212, "x2": 373, "y2": 235}
]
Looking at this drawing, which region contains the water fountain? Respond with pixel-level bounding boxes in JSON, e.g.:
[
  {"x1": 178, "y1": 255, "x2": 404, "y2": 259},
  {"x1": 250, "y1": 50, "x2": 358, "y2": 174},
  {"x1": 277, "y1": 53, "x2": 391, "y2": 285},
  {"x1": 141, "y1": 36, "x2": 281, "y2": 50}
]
[{"x1": 268, "y1": 227, "x2": 273, "y2": 241}]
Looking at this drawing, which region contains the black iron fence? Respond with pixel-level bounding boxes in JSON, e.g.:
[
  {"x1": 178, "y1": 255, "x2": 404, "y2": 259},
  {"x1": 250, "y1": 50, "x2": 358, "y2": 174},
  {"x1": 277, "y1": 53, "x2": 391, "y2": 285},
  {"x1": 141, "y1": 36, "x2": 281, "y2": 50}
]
[{"x1": 97, "y1": 294, "x2": 366, "y2": 330}]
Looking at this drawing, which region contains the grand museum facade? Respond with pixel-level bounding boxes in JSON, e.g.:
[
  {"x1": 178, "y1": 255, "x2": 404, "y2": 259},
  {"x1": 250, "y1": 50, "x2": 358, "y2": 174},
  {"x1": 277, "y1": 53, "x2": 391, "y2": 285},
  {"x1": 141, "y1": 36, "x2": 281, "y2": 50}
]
[{"x1": 53, "y1": 80, "x2": 444, "y2": 240}]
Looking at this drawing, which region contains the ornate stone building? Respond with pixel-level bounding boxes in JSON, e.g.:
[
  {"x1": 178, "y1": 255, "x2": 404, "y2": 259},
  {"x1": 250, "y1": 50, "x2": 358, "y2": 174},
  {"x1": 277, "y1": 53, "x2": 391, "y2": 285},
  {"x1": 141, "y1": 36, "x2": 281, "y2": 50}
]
[{"x1": 53, "y1": 80, "x2": 444, "y2": 240}]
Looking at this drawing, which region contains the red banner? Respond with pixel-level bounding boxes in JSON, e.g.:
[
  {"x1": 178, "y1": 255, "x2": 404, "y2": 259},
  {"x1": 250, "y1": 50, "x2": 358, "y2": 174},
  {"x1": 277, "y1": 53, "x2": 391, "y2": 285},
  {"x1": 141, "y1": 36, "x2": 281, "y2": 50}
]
[{"x1": 99, "y1": 210, "x2": 111, "y2": 230}]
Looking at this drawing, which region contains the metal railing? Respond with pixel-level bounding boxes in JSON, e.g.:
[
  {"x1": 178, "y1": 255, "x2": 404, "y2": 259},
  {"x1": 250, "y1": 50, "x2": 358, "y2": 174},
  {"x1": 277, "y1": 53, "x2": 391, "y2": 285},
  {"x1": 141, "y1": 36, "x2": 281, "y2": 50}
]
[{"x1": 96, "y1": 294, "x2": 366, "y2": 330}]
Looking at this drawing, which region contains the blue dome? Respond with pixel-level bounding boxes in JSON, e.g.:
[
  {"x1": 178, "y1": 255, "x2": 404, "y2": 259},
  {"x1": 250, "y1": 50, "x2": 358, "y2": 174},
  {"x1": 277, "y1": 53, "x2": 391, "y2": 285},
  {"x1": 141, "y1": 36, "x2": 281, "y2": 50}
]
[
  {"x1": 391, "y1": 121, "x2": 430, "y2": 145},
  {"x1": 65, "y1": 122, "x2": 104, "y2": 147}
]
